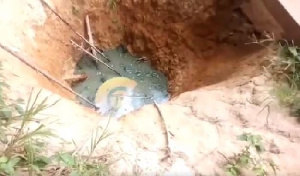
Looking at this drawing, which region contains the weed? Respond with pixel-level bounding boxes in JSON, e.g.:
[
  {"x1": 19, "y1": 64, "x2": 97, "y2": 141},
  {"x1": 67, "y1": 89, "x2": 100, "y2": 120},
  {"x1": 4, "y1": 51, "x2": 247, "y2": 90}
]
[
  {"x1": 50, "y1": 152, "x2": 108, "y2": 176},
  {"x1": 0, "y1": 63, "x2": 109, "y2": 175},
  {"x1": 0, "y1": 61, "x2": 57, "y2": 175},
  {"x1": 249, "y1": 33, "x2": 300, "y2": 117},
  {"x1": 0, "y1": 85, "x2": 59, "y2": 175},
  {"x1": 265, "y1": 43, "x2": 300, "y2": 117},
  {"x1": 238, "y1": 133, "x2": 265, "y2": 153},
  {"x1": 224, "y1": 133, "x2": 278, "y2": 176},
  {"x1": 88, "y1": 125, "x2": 111, "y2": 159}
]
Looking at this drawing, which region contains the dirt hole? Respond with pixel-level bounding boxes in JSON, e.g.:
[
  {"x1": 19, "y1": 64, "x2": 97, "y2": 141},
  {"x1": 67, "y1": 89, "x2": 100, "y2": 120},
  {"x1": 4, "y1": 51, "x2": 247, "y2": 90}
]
[
  {"x1": 6, "y1": 0, "x2": 265, "y2": 118},
  {"x1": 79, "y1": 0, "x2": 264, "y2": 93},
  {"x1": 65, "y1": 0, "x2": 266, "y2": 116},
  {"x1": 4, "y1": 1, "x2": 300, "y2": 175}
]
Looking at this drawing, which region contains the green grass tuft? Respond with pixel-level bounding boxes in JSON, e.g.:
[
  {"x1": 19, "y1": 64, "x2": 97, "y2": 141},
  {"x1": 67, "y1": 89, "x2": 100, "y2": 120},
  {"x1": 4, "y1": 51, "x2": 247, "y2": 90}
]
[
  {"x1": 0, "y1": 63, "x2": 109, "y2": 176},
  {"x1": 264, "y1": 42, "x2": 300, "y2": 117}
]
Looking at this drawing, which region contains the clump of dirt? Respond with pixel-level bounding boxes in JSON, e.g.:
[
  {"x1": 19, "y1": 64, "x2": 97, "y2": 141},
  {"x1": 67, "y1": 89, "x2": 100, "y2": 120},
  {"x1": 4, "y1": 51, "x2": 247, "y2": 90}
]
[{"x1": 85, "y1": 0, "x2": 260, "y2": 96}]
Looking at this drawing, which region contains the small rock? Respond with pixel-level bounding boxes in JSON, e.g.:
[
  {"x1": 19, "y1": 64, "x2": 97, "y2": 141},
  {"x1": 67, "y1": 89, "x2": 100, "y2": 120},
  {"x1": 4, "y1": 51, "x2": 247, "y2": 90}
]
[
  {"x1": 269, "y1": 140, "x2": 280, "y2": 154},
  {"x1": 252, "y1": 76, "x2": 266, "y2": 86}
]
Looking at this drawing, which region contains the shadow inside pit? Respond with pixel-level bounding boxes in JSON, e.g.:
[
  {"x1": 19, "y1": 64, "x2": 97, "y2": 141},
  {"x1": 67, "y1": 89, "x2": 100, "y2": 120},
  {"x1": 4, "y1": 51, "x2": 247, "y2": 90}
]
[{"x1": 170, "y1": 44, "x2": 264, "y2": 96}]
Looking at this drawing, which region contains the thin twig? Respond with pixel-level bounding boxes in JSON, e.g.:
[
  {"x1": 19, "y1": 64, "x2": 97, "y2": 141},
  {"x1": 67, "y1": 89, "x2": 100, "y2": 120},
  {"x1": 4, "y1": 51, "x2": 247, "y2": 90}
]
[
  {"x1": 85, "y1": 15, "x2": 96, "y2": 56},
  {"x1": 39, "y1": 0, "x2": 109, "y2": 61},
  {"x1": 0, "y1": 42, "x2": 97, "y2": 109},
  {"x1": 217, "y1": 151, "x2": 231, "y2": 163},
  {"x1": 71, "y1": 40, "x2": 122, "y2": 76},
  {"x1": 153, "y1": 101, "x2": 171, "y2": 161},
  {"x1": 72, "y1": 114, "x2": 112, "y2": 157},
  {"x1": 257, "y1": 101, "x2": 271, "y2": 129}
]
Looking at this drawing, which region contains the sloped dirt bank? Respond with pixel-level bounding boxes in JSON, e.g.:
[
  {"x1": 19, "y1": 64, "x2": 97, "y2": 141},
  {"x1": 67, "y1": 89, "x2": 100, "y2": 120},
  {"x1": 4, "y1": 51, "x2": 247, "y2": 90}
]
[
  {"x1": 1, "y1": 0, "x2": 300, "y2": 175},
  {"x1": 0, "y1": 0, "x2": 84, "y2": 99}
]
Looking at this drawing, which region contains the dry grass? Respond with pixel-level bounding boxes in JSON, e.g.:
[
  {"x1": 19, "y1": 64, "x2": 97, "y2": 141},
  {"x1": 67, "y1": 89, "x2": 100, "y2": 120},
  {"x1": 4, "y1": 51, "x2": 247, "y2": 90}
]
[
  {"x1": 249, "y1": 32, "x2": 300, "y2": 118},
  {"x1": 266, "y1": 42, "x2": 300, "y2": 117}
]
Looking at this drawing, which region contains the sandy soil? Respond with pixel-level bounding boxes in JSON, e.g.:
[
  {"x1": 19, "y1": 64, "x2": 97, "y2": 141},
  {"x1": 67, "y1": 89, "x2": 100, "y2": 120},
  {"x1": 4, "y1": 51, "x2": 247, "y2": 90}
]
[{"x1": 1, "y1": 0, "x2": 300, "y2": 175}]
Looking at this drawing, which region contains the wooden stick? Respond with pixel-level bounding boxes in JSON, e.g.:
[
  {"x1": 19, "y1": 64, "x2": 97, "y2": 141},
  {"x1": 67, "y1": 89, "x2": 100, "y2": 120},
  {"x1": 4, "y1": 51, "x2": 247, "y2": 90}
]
[
  {"x1": 85, "y1": 15, "x2": 97, "y2": 56},
  {"x1": 39, "y1": 0, "x2": 109, "y2": 61},
  {"x1": 154, "y1": 101, "x2": 171, "y2": 161},
  {"x1": 0, "y1": 42, "x2": 98, "y2": 109},
  {"x1": 70, "y1": 40, "x2": 122, "y2": 76}
]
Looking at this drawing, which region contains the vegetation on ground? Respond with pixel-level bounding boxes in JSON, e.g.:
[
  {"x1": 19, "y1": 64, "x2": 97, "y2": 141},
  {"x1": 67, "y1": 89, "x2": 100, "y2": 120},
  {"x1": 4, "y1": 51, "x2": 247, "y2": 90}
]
[
  {"x1": 265, "y1": 42, "x2": 300, "y2": 117},
  {"x1": 0, "y1": 62, "x2": 108, "y2": 176},
  {"x1": 225, "y1": 133, "x2": 279, "y2": 176}
]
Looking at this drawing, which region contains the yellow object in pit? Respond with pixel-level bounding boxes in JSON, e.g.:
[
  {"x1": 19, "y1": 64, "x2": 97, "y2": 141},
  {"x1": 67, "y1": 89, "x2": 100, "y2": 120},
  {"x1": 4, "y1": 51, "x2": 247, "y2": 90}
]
[{"x1": 95, "y1": 77, "x2": 138, "y2": 117}]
